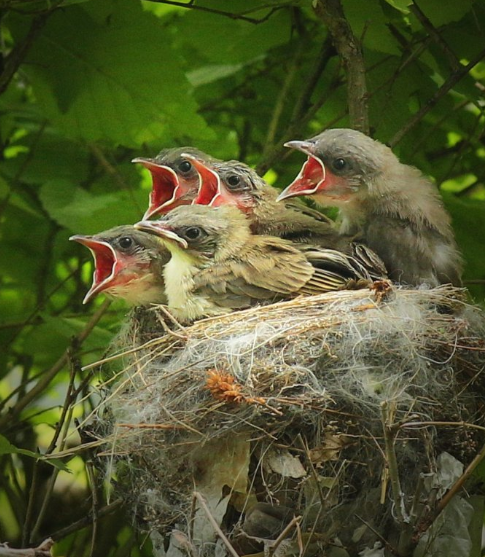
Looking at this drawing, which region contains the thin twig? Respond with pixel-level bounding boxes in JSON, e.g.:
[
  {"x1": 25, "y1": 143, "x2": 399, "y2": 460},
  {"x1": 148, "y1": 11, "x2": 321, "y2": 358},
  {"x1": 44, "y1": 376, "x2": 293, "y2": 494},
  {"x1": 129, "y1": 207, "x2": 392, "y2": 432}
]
[
  {"x1": 414, "y1": 442, "x2": 485, "y2": 541},
  {"x1": 263, "y1": 42, "x2": 303, "y2": 154},
  {"x1": 381, "y1": 402, "x2": 409, "y2": 524},
  {"x1": 354, "y1": 515, "x2": 401, "y2": 557},
  {"x1": 89, "y1": 144, "x2": 142, "y2": 213},
  {"x1": 193, "y1": 491, "x2": 239, "y2": 557},
  {"x1": 142, "y1": 0, "x2": 287, "y2": 24},
  {"x1": 47, "y1": 500, "x2": 123, "y2": 541},
  {"x1": 0, "y1": 14, "x2": 50, "y2": 95},
  {"x1": 0, "y1": 300, "x2": 111, "y2": 429},
  {"x1": 314, "y1": 0, "x2": 369, "y2": 134},
  {"x1": 410, "y1": 2, "x2": 460, "y2": 72},
  {"x1": 268, "y1": 515, "x2": 301, "y2": 556},
  {"x1": 389, "y1": 47, "x2": 485, "y2": 146}
]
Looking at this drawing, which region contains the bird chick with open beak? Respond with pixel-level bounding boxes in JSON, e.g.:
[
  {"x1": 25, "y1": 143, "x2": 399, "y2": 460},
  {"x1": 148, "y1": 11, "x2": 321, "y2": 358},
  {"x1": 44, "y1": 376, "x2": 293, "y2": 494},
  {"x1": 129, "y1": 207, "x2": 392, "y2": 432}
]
[
  {"x1": 133, "y1": 147, "x2": 217, "y2": 220},
  {"x1": 190, "y1": 156, "x2": 337, "y2": 241},
  {"x1": 135, "y1": 205, "x2": 376, "y2": 322},
  {"x1": 189, "y1": 156, "x2": 387, "y2": 281},
  {"x1": 70, "y1": 226, "x2": 169, "y2": 305},
  {"x1": 278, "y1": 128, "x2": 462, "y2": 286}
]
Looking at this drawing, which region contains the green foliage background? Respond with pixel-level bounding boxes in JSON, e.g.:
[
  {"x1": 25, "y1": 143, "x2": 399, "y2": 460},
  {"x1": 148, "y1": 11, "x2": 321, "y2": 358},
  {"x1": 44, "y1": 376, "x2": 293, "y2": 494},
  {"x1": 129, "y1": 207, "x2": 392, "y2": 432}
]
[{"x1": 0, "y1": 0, "x2": 484, "y2": 555}]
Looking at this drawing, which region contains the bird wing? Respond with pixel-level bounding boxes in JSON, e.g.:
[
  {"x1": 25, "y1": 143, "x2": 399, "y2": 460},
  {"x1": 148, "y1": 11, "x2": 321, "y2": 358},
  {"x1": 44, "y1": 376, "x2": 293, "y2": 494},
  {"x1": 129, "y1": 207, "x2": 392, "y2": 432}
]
[
  {"x1": 193, "y1": 239, "x2": 376, "y2": 309},
  {"x1": 297, "y1": 245, "x2": 374, "y2": 293},
  {"x1": 193, "y1": 239, "x2": 316, "y2": 308},
  {"x1": 350, "y1": 242, "x2": 388, "y2": 280}
]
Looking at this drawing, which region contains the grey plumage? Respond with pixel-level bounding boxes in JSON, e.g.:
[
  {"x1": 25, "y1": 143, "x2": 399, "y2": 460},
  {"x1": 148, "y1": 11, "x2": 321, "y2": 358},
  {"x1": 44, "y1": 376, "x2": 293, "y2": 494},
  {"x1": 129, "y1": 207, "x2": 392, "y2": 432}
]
[{"x1": 280, "y1": 128, "x2": 463, "y2": 286}]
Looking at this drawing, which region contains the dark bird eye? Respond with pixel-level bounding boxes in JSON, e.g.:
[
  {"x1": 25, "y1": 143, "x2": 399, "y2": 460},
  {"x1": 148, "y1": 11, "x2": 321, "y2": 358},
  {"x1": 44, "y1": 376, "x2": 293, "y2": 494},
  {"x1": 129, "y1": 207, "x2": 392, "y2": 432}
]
[
  {"x1": 178, "y1": 160, "x2": 192, "y2": 173},
  {"x1": 332, "y1": 158, "x2": 347, "y2": 171},
  {"x1": 118, "y1": 236, "x2": 133, "y2": 250},
  {"x1": 226, "y1": 174, "x2": 241, "y2": 189},
  {"x1": 184, "y1": 227, "x2": 202, "y2": 240}
]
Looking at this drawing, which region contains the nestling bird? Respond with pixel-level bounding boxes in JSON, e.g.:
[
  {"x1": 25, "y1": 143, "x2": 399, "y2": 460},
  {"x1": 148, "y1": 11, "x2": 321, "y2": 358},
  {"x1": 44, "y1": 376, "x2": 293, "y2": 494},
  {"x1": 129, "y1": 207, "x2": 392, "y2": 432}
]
[
  {"x1": 188, "y1": 155, "x2": 387, "y2": 280},
  {"x1": 135, "y1": 205, "x2": 375, "y2": 322},
  {"x1": 70, "y1": 226, "x2": 169, "y2": 305},
  {"x1": 278, "y1": 128, "x2": 462, "y2": 286},
  {"x1": 133, "y1": 147, "x2": 216, "y2": 219}
]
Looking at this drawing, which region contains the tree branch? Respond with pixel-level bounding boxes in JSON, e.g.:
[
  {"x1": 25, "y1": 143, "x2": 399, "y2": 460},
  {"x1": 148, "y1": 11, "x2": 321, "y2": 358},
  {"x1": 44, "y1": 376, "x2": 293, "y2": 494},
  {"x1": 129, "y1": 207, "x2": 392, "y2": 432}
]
[
  {"x1": 314, "y1": 0, "x2": 369, "y2": 134},
  {"x1": 141, "y1": 0, "x2": 290, "y2": 24},
  {"x1": 0, "y1": 300, "x2": 111, "y2": 430},
  {"x1": 389, "y1": 47, "x2": 485, "y2": 147},
  {"x1": 410, "y1": 1, "x2": 460, "y2": 72},
  {"x1": 0, "y1": 14, "x2": 50, "y2": 96}
]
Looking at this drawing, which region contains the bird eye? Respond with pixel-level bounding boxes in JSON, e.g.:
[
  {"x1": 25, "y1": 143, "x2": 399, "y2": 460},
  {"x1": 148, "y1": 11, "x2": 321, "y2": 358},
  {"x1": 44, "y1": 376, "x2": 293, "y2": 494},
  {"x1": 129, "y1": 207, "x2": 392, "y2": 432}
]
[
  {"x1": 226, "y1": 174, "x2": 241, "y2": 189},
  {"x1": 332, "y1": 158, "x2": 347, "y2": 171},
  {"x1": 118, "y1": 236, "x2": 133, "y2": 250},
  {"x1": 178, "y1": 160, "x2": 192, "y2": 173},
  {"x1": 184, "y1": 227, "x2": 202, "y2": 240}
]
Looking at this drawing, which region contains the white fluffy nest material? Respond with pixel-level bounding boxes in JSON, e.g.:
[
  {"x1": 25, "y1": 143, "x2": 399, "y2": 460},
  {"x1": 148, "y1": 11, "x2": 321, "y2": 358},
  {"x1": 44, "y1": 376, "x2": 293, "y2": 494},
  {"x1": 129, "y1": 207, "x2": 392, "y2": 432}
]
[{"x1": 93, "y1": 285, "x2": 485, "y2": 557}]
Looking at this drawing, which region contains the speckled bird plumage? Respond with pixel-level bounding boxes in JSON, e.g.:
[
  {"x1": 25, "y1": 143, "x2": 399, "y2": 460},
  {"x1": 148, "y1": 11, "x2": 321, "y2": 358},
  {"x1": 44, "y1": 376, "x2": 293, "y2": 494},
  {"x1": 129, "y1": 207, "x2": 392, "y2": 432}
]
[{"x1": 135, "y1": 205, "x2": 376, "y2": 322}]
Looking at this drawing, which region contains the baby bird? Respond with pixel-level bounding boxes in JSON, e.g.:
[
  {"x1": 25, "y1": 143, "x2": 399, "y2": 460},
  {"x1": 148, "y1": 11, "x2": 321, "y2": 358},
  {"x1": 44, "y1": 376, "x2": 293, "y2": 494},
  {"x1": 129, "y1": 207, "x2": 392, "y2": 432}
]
[
  {"x1": 70, "y1": 226, "x2": 169, "y2": 305},
  {"x1": 135, "y1": 205, "x2": 375, "y2": 322},
  {"x1": 133, "y1": 147, "x2": 217, "y2": 219},
  {"x1": 188, "y1": 156, "x2": 387, "y2": 280},
  {"x1": 278, "y1": 128, "x2": 462, "y2": 286}
]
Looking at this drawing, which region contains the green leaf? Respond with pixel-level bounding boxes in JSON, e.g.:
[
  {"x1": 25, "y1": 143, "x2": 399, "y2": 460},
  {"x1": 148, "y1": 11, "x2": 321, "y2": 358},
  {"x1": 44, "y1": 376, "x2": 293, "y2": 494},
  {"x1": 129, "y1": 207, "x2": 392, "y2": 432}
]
[
  {"x1": 342, "y1": 0, "x2": 400, "y2": 55},
  {"x1": 409, "y1": 0, "x2": 474, "y2": 28},
  {"x1": 39, "y1": 179, "x2": 144, "y2": 233},
  {"x1": 174, "y1": 7, "x2": 292, "y2": 65},
  {"x1": 10, "y1": 0, "x2": 213, "y2": 146},
  {"x1": 0, "y1": 434, "x2": 70, "y2": 472},
  {"x1": 382, "y1": 0, "x2": 411, "y2": 13}
]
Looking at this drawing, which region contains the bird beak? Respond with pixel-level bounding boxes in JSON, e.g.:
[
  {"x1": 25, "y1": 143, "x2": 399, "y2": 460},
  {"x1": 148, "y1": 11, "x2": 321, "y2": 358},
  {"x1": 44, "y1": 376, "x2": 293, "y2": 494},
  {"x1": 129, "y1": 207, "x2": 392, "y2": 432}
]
[
  {"x1": 134, "y1": 221, "x2": 189, "y2": 249},
  {"x1": 276, "y1": 155, "x2": 327, "y2": 202},
  {"x1": 283, "y1": 140, "x2": 316, "y2": 156},
  {"x1": 132, "y1": 157, "x2": 182, "y2": 219},
  {"x1": 182, "y1": 155, "x2": 224, "y2": 207},
  {"x1": 69, "y1": 235, "x2": 120, "y2": 304}
]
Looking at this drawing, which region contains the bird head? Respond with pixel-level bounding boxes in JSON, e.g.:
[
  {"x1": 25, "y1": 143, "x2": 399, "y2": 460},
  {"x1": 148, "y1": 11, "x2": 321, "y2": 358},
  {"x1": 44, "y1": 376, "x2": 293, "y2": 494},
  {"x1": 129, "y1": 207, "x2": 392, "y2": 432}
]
[
  {"x1": 70, "y1": 226, "x2": 167, "y2": 305},
  {"x1": 277, "y1": 129, "x2": 386, "y2": 207},
  {"x1": 190, "y1": 157, "x2": 261, "y2": 213},
  {"x1": 135, "y1": 205, "x2": 250, "y2": 263},
  {"x1": 133, "y1": 147, "x2": 211, "y2": 219}
]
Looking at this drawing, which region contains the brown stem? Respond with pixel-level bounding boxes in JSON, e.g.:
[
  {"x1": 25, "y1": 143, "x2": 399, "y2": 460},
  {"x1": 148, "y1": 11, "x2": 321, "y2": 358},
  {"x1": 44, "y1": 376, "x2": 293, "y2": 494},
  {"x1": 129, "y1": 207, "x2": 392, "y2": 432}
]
[
  {"x1": 0, "y1": 14, "x2": 50, "y2": 96},
  {"x1": 410, "y1": 1, "x2": 460, "y2": 72},
  {"x1": 389, "y1": 47, "x2": 485, "y2": 146},
  {"x1": 414, "y1": 442, "x2": 485, "y2": 541},
  {"x1": 0, "y1": 300, "x2": 111, "y2": 430},
  {"x1": 314, "y1": 0, "x2": 369, "y2": 134},
  {"x1": 193, "y1": 491, "x2": 239, "y2": 557}
]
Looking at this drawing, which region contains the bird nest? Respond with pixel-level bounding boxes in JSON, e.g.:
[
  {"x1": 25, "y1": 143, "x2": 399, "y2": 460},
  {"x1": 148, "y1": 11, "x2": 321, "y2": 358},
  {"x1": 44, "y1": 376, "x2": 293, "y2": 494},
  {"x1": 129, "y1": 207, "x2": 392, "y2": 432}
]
[{"x1": 90, "y1": 285, "x2": 485, "y2": 557}]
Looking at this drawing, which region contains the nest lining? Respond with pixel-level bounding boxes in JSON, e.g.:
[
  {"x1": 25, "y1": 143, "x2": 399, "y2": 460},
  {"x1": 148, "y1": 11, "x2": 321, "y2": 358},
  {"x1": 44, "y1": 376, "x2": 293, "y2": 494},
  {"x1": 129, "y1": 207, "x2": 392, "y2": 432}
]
[{"x1": 91, "y1": 285, "x2": 485, "y2": 557}]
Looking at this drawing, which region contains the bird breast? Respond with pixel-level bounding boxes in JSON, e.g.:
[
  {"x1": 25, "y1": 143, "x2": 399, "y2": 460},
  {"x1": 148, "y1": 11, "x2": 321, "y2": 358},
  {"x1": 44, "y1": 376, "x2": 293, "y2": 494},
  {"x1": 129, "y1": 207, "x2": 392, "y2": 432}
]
[{"x1": 163, "y1": 253, "x2": 228, "y2": 321}]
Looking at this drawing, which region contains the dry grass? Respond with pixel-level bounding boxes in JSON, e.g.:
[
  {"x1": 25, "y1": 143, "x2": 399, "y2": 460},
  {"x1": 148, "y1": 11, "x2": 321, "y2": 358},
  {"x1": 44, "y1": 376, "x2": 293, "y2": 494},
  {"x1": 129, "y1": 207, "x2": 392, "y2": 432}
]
[{"x1": 85, "y1": 285, "x2": 485, "y2": 557}]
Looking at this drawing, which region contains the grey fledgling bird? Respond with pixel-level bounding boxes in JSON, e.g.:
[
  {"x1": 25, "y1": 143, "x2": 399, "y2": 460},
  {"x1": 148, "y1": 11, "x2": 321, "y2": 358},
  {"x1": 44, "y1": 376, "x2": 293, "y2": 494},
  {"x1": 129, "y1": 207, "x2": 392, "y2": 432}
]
[{"x1": 278, "y1": 128, "x2": 463, "y2": 286}]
